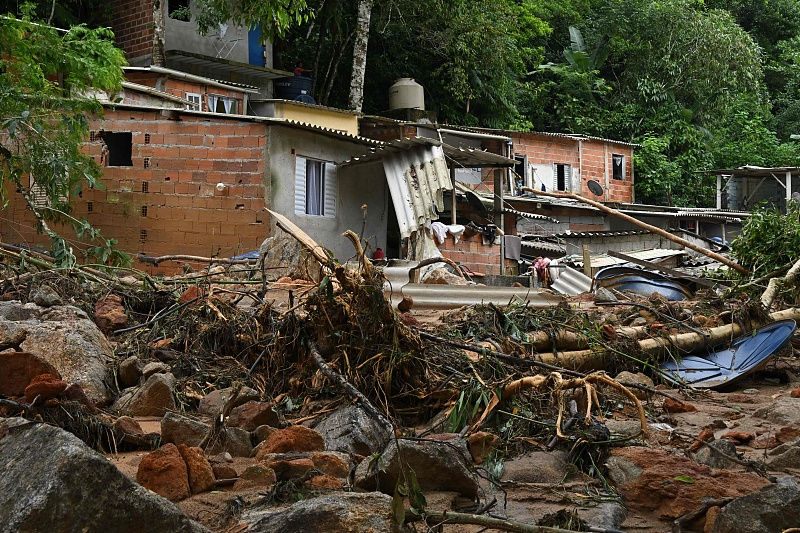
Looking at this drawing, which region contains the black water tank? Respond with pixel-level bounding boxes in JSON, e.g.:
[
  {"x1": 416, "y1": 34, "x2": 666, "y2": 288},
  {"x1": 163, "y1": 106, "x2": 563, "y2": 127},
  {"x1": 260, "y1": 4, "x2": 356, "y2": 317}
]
[{"x1": 274, "y1": 76, "x2": 316, "y2": 103}]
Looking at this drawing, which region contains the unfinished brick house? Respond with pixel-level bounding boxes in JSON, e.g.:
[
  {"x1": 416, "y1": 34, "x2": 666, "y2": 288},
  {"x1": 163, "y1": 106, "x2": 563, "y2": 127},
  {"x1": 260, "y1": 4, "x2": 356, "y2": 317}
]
[{"x1": 1, "y1": 81, "x2": 389, "y2": 273}]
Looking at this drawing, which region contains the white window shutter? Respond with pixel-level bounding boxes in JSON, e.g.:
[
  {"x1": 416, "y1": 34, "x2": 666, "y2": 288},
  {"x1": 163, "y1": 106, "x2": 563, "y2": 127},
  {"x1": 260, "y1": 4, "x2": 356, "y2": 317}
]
[
  {"x1": 565, "y1": 165, "x2": 572, "y2": 191},
  {"x1": 294, "y1": 156, "x2": 307, "y2": 215},
  {"x1": 323, "y1": 162, "x2": 337, "y2": 217}
]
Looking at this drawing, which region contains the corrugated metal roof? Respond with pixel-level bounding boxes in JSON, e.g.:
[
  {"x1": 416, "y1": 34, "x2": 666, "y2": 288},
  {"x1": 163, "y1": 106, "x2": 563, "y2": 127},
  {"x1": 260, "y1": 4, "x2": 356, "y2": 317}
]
[
  {"x1": 501, "y1": 207, "x2": 558, "y2": 222},
  {"x1": 567, "y1": 248, "x2": 686, "y2": 269},
  {"x1": 550, "y1": 265, "x2": 593, "y2": 295},
  {"x1": 121, "y1": 81, "x2": 191, "y2": 104},
  {"x1": 254, "y1": 99, "x2": 361, "y2": 116},
  {"x1": 124, "y1": 66, "x2": 260, "y2": 93},
  {"x1": 520, "y1": 240, "x2": 567, "y2": 254},
  {"x1": 338, "y1": 137, "x2": 514, "y2": 168},
  {"x1": 548, "y1": 230, "x2": 650, "y2": 239},
  {"x1": 449, "y1": 125, "x2": 641, "y2": 147},
  {"x1": 100, "y1": 102, "x2": 382, "y2": 146}
]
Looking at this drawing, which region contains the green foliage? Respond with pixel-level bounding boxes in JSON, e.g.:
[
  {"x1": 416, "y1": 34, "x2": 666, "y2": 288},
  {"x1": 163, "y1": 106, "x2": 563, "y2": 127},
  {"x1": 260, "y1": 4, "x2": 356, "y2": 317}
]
[
  {"x1": 192, "y1": 0, "x2": 310, "y2": 39},
  {"x1": 447, "y1": 380, "x2": 490, "y2": 433},
  {"x1": 0, "y1": 13, "x2": 128, "y2": 266},
  {"x1": 730, "y1": 203, "x2": 800, "y2": 275}
]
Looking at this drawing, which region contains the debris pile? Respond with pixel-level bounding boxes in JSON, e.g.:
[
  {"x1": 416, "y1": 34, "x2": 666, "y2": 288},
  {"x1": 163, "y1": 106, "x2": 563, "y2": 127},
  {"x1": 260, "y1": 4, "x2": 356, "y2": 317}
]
[{"x1": 3, "y1": 227, "x2": 800, "y2": 533}]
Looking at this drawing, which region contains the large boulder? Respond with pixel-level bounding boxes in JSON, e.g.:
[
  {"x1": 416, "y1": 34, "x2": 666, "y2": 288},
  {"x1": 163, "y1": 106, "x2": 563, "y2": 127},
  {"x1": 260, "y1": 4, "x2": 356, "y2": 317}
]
[
  {"x1": 0, "y1": 418, "x2": 207, "y2": 532},
  {"x1": 136, "y1": 443, "x2": 191, "y2": 502},
  {"x1": 355, "y1": 438, "x2": 479, "y2": 497},
  {"x1": 0, "y1": 351, "x2": 60, "y2": 397},
  {"x1": 161, "y1": 412, "x2": 210, "y2": 447},
  {"x1": 606, "y1": 447, "x2": 769, "y2": 519},
  {"x1": 501, "y1": 451, "x2": 573, "y2": 483},
  {"x1": 112, "y1": 373, "x2": 176, "y2": 417},
  {"x1": 255, "y1": 425, "x2": 324, "y2": 457},
  {"x1": 712, "y1": 477, "x2": 800, "y2": 533},
  {"x1": 0, "y1": 301, "x2": 115, "y2": 404},
  {"x1": 198, "y1": 386, "x2": 259, "y2": 417},
  {"x1": 754, "y1": 397, "x2": 800, "y2": 426},
  {"x1": 177, "y1": 445, "x2": 215, "y2": 495},
  {"x1": 313, "y1": 405, "x2": 391, "y2": 456},
  {"x1": 242, "y1": 491, "x2": 396, "y2": 532},
  {"x1": 225, "y1": 401, "x2": 279, "y2": 431}
]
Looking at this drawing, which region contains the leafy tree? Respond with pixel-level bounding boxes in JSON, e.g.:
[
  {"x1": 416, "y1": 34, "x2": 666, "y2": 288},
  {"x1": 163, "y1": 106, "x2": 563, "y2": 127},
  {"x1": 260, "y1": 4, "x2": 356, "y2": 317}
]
[
  {"x1": 192, "y1": 0, "x2": 310, "y2": 39},
  {"x1": 731, "y1": 203, "x2": 800, "y2": 275},
  {"x1": 0, "y1": 13, "x2": 128, "y2": 266}
]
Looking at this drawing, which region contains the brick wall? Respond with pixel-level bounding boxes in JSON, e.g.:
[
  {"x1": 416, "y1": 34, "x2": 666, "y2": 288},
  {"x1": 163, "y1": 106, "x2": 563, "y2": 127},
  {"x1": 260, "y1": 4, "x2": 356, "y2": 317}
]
[
  {"x1": 0, "y1": 109, "x2": 268, "y2": 274},
  {"x1": 438, "y1": 231, "x2": 502, "y2": 276},
  {"x1": 506, "y1": 133, "x2": 634, "y2": 203},
  {"x1": 110, "y1": 0, "x2": 154, "y2": 65},
  {"x1": 125, "y1": 72, "x2": 245, "y2": 112}
]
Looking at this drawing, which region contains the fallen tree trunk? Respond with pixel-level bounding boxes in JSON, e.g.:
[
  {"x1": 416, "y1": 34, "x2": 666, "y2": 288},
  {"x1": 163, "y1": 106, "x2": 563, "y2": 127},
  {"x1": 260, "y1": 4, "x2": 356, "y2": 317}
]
[
  {"x1": 520, "y1": 188, "x2": 748, "y2": 274},
  {"x1": 761, "y1": 256, "x2": 800, "y2": 309},
  {"x1": 526, "y1": 325, "x2": 648, "y2": 352},
  {"x1": 532, "y1": 307, "x2": 800, "y2": 370}
]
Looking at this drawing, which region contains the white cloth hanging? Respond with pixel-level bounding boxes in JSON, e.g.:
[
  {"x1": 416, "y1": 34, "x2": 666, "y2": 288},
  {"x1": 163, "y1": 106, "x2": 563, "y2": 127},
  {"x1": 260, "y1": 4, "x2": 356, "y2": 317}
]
[
  {"x1": 430, "y1": 221, "x2": 448, "y2": 244},
  {"x1": 223, "y1": 98, "x2": 233, "y2": 114}
]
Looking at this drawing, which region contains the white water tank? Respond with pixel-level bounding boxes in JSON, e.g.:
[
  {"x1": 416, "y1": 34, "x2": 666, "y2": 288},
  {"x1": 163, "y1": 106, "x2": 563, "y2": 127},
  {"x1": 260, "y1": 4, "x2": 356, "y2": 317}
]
[{"x1": 389, "y1": 78, "x2": 425, "y2": 111}]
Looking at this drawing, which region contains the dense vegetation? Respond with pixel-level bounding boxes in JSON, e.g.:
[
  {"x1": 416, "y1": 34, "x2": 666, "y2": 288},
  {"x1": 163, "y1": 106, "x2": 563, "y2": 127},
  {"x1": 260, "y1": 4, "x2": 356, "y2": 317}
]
[
  {"x1": 4, "y1": 0, "x2": 800, "y2": 208},
  {"x1": 274, "y1": 0, "x2": 800, "y2": 207}
]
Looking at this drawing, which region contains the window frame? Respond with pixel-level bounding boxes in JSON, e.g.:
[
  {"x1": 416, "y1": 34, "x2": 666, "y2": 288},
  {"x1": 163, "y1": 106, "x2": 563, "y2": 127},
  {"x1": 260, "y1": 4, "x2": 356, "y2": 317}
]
[
  {"x1": 555, "y1": 163, "x2": 571, "y2": 192},
  {"x1": 304, "y1": 158, "x2": 326, "y2": 217},
  {"x1": 612, "y1": 154, "x2": 625, "y2": 181},
  {"x1": 185, "y1": 92, "x2": 201, "y2": 111},
  {"x1": 207, "y1": 94, "x2": 238, "y2": 115}
]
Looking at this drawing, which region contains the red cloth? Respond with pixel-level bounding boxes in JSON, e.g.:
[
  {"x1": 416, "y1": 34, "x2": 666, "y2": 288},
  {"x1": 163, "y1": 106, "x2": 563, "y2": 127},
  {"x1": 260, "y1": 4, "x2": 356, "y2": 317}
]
[{"x1": 373, "y1": 248, "x2": 385, "y2": 260}]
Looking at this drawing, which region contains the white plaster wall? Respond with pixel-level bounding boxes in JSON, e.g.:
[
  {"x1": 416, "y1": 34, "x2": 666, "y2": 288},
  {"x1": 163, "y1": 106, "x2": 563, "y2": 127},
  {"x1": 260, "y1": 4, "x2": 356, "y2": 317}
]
[{"x1": 268, "y1": 126, "x2": 388, "y2": 261}]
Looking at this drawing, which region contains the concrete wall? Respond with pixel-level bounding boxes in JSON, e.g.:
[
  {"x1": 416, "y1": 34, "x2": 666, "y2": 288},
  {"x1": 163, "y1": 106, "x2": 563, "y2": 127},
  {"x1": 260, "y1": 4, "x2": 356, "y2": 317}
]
[
  {"x1": 165, "y1": 1, "x2": 250, "y2": 65},
  {"x1": 267, "y1": 126, "x2": 388, "y2": 261},
  {"x1": 1, "y1": 109, "x2": 268, "y2": 274},
  {"x1": 260, "y1": 102, "x2": 360, "y2": 136}
]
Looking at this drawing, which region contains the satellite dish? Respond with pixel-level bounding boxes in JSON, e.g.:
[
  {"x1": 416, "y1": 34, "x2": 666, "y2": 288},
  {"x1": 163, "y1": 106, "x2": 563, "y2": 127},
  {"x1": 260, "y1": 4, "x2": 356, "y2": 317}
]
[{"x1": 587, "y1": 180, "x2": 604, "y2": 196}]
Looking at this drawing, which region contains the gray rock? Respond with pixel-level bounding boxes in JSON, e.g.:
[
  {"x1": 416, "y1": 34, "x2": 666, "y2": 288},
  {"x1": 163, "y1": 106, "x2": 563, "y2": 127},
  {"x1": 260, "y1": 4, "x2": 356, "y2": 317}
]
[
  {"x1": 142, "y1": 361, "x2": 170, "y2": 378},
  {"x1": 112, "y1": 373, "x2": 176, "y2": 417},
  {"x1": 754, "y1": 397, "x2": 800, "y2": 425},
  {"x1": 0, "y1": 417, "x2": 208, "y2": 532},
  {"x1": 695, "y1": 439, "x2": 738, "y2": 469},
  {"x1": 313, "y1": 405, "x2": 392, "y2": 456},
  {"x1": 355, "y1": 438, "x2": 479, "y2": 497},
  {"x1": 582, "y1": 502, "x2": 626, "y2": 531},
  {"x1": 606, "y1": 455, "x2": 643, "y2": 486},
  {"x1": 766, "y1": 446, "x2": 800, "y2": 471},
  {"x1": 205, "y1": 427, "x2": 253, "y2": 457},
  {"x1": 31, "y1": 285, "x2": 62, "y2": 307},
  {"x1": 605, "y1": 419, "x2": 645, "y2": 439},
  {"x1": 161, "y1": 412, "x2": 210, "y2": 447},
  {"x1": 501, "y1": 451, "x2": 572, "y2": 484},
  {"x1": 0, "y1": 301, "x2": 115, "y2": 404},
  {"x1": 614, "y1": 371, "x2": 654, "y2": 399},
  {"x1": 253, "y1": 424, "x2": 277, "y2": 443},
  {"x1": 198, "y1": 386, "x2": 259, "y2": 417},
  {"x1": 243, "y1": 491, "x2": 396, "y2": 533},
  {"x1": 118, "y1": 356, "x2": 141, "y2": 389},
  {"x1": 594, "y1": 287, "x2": 618, "y2": 303},
  {"x1": 713, "y1": 477, "x2": 800, "y2": 533}
]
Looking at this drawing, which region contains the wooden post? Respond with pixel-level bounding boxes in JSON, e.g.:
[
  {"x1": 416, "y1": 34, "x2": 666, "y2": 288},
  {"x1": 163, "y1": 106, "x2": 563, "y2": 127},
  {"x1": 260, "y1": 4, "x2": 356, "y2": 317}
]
[
  {"x1": 450, "y1": 167, "x2": 457, "y2": 225},
  {"x1": 787, "y1": 170, "x2": 793, "y2": 210},
  {"x1": 582, "y1": 245, "x2": 592, "y2": 278},
  {"x1": 716, "y1": 174, "x2": 723, "y2": 210}
]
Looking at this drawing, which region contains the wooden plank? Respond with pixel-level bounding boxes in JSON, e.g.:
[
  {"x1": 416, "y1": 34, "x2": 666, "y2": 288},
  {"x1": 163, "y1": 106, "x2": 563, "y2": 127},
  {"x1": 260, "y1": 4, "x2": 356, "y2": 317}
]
[{"x1": 607, "y1": 250, "x2": 719, "y2": 288}]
